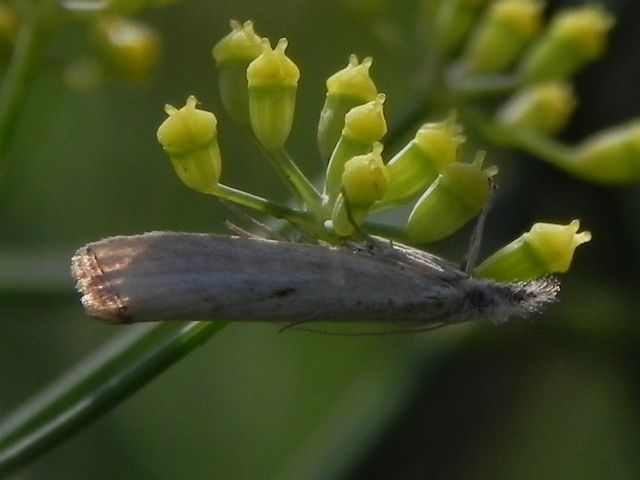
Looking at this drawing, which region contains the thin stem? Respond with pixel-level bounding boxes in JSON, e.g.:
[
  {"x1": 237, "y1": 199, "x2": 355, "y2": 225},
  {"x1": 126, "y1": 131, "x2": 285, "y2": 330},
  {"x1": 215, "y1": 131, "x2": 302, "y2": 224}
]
[
  {"x1": 445, "y1": 72, "x2": 520, "y2": 100},
  {"x1": 460, "y1": 107, "x2": 574, "y2": 168},
  {"x1": 271, "y1": 147, "x2": 323, "y2": 216},
  {"x1": 0, "y1": 10, "x2": 49, "y2": 186},
  {"x1": 0, "y1": 322, "x2": 226, "y2": 477},
  {"x1": 248, "y1": 135, "x2": 323, "y2": 216}
]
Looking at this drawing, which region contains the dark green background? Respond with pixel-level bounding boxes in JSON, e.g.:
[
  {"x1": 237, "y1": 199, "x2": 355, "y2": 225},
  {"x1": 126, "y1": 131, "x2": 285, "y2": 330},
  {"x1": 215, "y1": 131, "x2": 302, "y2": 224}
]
[{"x1": 1, "y1": 0, "x2": 639, "y2": 478}]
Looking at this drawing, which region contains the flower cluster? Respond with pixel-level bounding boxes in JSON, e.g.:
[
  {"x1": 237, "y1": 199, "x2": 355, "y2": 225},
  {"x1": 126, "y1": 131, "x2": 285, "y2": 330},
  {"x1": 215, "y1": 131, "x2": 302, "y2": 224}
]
[{"x1": 155, "y1": 9, "x2": 600, "y2": 282}]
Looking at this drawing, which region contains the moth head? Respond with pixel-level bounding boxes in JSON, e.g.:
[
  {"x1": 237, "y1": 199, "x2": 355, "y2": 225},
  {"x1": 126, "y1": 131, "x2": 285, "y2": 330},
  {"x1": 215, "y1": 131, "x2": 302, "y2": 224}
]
[{"x1": 463, "y1": 277, "x2": 561, "y2": 324}]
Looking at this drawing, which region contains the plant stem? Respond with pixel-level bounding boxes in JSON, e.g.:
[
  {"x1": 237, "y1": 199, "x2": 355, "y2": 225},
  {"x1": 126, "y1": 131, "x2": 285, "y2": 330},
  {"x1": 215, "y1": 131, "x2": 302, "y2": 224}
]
[
  {"x1": 273, "y1": 148, "x2": 323, "y2": 215},
  {"x1": 460, "y1": 107, "x2": 574, "y2": 168},
  {"x1": 243, "y1": 133, "x2": 322, "y2": 216},
  {"x1": 0, "y1": 322, "x2": 226, "y2": 477},
  {"x1": 0, "y1": 9, "x2": 49, "y2": 187},
  {"x1": 445, "y1": 72, "x2": 520, "y2": 100}
]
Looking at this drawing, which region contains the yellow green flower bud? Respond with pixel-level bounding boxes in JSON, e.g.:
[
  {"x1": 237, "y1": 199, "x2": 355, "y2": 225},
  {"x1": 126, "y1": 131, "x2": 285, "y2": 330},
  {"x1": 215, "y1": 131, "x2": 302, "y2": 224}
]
[
  {"x1": 318, "y1": 55, "x2": 378, "y2": 158},
  {"x1": 247, "y1": 37, "x2": 300, "y2": 150},
  {"x1": 567, "y1": 121, "x2": 640, "y2": 184},
  {"x1": 331, "y1": 144, "x2": 389, "y2": 236},
  {"x1": 342, "y1": 92, "x2": 388, "y2": 143},
  {"x1": 156, "y1": 96, "x2": 221, "y2": 194},
  {"x1": 342, "y1": 143, "x2": 389, "y2": 206},
  {"x1": 430, "y1": 0, "x2": 488, "y2": 57},
  {"x1": 475, "y1": 220, "x2": 591, "y2": 281},
  {"x1": 324, "y1": 94, "x2": 387, "y2": 209},
  {"x1": 212, "y1": 20, "x2": 263, "y2": 126},
  {"x1": 460, "y1": 0, "x2": 543, "y2": 75},
  {"x1": 94, "y1": 16, "x2": 162, "y2": 83},
  {"x1": 380, "y1": 118, "x2": 464, "y2": 208},
  {"x1": 104, "y1": 0, "x2": 179, "y2": 14},
  {"x1": 496, "y1": 82, "x2": 577, "y2": 136},
  {"x1": 519, "y1": 6, "x2": 615, "y2": 82},
  {"x1": 406, "y1": 154, "x2": 497, "y2": 243},
  {"x1": 0, "y1": 3, "x2": 18, "y2": 62}
]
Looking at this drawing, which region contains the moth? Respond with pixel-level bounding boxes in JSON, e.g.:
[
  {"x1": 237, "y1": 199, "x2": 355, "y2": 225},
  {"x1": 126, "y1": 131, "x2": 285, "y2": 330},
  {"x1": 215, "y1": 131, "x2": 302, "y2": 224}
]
[{"x1": 71, "y1": 232, "x2": 559, "y2": 328}]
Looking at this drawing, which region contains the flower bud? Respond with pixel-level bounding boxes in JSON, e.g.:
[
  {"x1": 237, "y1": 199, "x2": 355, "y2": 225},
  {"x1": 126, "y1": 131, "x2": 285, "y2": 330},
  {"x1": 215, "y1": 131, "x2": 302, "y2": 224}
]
[
  {"x1": 247, "y1": 37, "x2": 300, "y2": 150},
  {"x1": 568, "y1": 121, "x2": 640, "y2": 184},
  {"x1": 156, "y1": 96, "x2": 221, "y2": 194},
  {"x1": 380, "y1": 118, "x2": 464, "y2": 208},
  {"x1": 430, "y1": 0, "x2": 488, "y2": 57},
  {"x1": 475, "y1": 220, "x2": 591, "y2": 281},
  {"x1": 0, "y1": 3, "x2": 18, "y2": 62},
  {"x1": 105, "y1": 0, "x2": 180, "y2": 14},
  {"x1": 496, "y1": 82, "x2": 577, "y2": 136},
  {"x1": 94, "y1": 16, "x2": 162, "y2": 82},
  {"x1": 331, "y1": 144, "x2": 389, "y2": 236},
  {"x1": 342, "y1": 92, "x2": 388, "y2": 143},
  {"x1": 324, "y1": 94, "x2": 387, "y2": 209},
  {"x1": 406, "y1": 154, "x2": 497, "y2": 243},
  {"x1": 460, "y1": 0, "x2": 543, "y2": 75},
  {"x1": 212, "y1": 20, "x2": 263, "y2": 126},
  {"x1": 317, "y1": 55, "x2": 378, "y2": 158},
  {"x1": 342, "y1": 143, "x2": 389, "y2": 206},
  {"x1": 519, "y1": 6, "x2": 615, "y2": 82}
]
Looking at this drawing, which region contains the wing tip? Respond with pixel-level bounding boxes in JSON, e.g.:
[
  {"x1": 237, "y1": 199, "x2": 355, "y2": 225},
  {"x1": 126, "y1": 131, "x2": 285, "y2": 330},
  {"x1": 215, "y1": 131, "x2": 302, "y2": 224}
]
[{"x1": 71, "y1": 245, "x2": 132, "y2": 324}]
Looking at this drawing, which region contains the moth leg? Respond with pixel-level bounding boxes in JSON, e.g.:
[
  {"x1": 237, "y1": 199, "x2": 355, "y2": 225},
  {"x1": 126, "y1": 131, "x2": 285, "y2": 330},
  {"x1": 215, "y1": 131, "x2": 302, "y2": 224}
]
[
  {"x1": 219, "y1": 200, "x2": 288, "y2": 241},
  {"x1": 461, "y1": 178, "x2": 497, "y2": 274}
]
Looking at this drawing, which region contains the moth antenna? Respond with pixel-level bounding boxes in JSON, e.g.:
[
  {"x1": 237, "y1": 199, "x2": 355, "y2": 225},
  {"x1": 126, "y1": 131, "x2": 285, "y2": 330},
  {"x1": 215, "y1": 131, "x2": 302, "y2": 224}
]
[
  {"x1": 281, "y1": 323, "x2": 450, "y2": 336},
  {"x1": 219, "y1": 200, "x2": 287, "y2": 241},
  {"x1": 462, "y1": 178, "x2": 497, "y2": 274}
]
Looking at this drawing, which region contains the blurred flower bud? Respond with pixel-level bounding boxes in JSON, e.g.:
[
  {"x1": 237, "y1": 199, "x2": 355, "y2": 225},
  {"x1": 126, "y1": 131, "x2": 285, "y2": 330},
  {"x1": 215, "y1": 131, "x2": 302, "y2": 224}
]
[
  {"x1": 317, "y1": 55, "x2": 378, "y2": 158},
  {"x1": 496, "y1": 82, "x2": 577, "y2": 136},
  {"x1": 156, "y1": 96, "x2": 221, "y2": 194},
  {"x1": 212, "y1": 20, "x2": 262, "y2": 126},
  {"x1": 475, "y1": 220, "x2": 591, "y2": 281},
  {"x1": 460, "y1": 0, "x2": 543, "y2": 75},
  {"x1": 429, "y1": 0, "x2": 489, "y2": 57},
  {"x1": 519, "y1": 5, "x2": 615, "y2": 82},
  {"x1": 0, "y1": 3, "x2": 18, "y2": 62},
  {"x1": 568, "y1": 121, "x2": 640, "y2": 184},
  {"x1": 406, "y1": 154, "x2": 497, "y2": 243},
  {"x1": 105, "y1": 0, "x2": 180, "y2": 15},
  {"x1": 94, "y1": 16, "x2": 162, "y2": 83},
  {"x1": 247, "y1": 38, "x2": 300, "y2": 150}
]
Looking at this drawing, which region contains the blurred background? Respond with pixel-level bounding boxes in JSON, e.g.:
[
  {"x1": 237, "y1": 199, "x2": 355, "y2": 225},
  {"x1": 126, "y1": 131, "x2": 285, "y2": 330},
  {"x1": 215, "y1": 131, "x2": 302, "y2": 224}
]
[{"x1": 1, "y1": 0, "x2": 640, "y2": 478}]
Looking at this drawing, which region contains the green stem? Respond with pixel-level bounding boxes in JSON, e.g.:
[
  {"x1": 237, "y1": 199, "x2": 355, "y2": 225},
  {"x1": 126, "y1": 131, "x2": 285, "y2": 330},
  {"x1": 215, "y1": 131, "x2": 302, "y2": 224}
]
[
  {"x1": 249, "y1": 134, "x2": 323, "y2": 214},
  {"x1": 0, "y1": 10, "x2": 49, "y2": 187},
  {"x1": 460, "y1": 107, "x2": 574, "y2": 168},
  {"x1": 446, "y1": 72, "x2": 520, "y2": 100},
  {"x1": 0, "y1": 322, "x2": 226, "y2": 477},
  {"x1": 273, "y1": 148, "x2": 322, "y2": 216}
]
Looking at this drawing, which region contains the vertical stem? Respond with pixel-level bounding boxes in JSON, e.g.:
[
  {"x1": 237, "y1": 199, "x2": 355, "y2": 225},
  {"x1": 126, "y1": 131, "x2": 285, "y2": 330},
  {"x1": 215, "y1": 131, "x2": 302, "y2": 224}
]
[
  {"x1": 249, "y1": 132, "x2": 323, "y2": 217},
  {"x1": 0, "y1": 12, "x2": 49, "y2": 186},
  {"x1": 273, "y1": 148, "x2": 323, "y2": 216}
]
